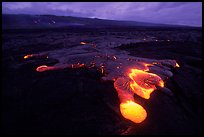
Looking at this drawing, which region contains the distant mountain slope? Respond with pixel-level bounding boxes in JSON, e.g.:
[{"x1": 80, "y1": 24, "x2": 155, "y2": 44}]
[{"x1": 2, "y1": 14, "x2": 190, "y2": 29}]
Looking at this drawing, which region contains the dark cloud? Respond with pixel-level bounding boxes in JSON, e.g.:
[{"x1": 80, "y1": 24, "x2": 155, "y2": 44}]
[{"x1": 2, "y1": 2, "x2": 202, "y2": 26}]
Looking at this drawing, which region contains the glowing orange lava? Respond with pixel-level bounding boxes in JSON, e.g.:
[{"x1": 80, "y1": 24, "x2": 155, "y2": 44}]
[
  {"x1": 80, "y1": 42, "x2": 87, "y2": 45},
  {"x1": 114, "y1": 68, "x2": 165, "y2": 123},
  {"x1": 120, "y1": 100, "x2": 147, "y2": 123},
  {"x1": 128, "y1": 69, "x2": 164, "y2": 99},
  {"x1": 32, "y1": 56, "x2": 180, "y2": 124},
  {"x1": 176, "y1": 63, "x2": 180, "y2": 67},
  {"x1": 114, "y1": 77, "x2": 147, "y2": 123},
  {"x1": 24, "y1": 54, "x2": 33, "y2": 59}
]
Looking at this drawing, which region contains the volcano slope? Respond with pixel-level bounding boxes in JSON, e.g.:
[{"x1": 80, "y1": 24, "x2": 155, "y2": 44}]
[{"x1": 2, "y1": 27, "x2": 202, "y2": 135}]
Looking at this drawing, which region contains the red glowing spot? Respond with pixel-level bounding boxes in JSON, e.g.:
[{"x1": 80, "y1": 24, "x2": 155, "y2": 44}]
[
  {"x1": 79, "y1": 63, "x2": 85, "y2": 67},
  {"x1": 88, "y1": 62, "x2": 96, "y2": 68},
  {"x1": 71, "y1": 63, "x2": 85, "y2": 68},
  {"x1": 120, "y1": 100, "x2": 147, "y2": 123},
  {"x1": 112, "y1": 78, "x2": 116, "y2": 81},
  {"x1": 36, "y1": 65, "x2": 49, "y2": 72},
  {"x1": 36, "y1": 65, "x2": 63, "y2": 72}
]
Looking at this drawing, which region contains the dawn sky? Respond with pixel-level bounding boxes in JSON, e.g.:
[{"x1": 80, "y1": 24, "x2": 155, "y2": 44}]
[{"x1": 2, "y1": 2, "x2": 202, "y2": 27}]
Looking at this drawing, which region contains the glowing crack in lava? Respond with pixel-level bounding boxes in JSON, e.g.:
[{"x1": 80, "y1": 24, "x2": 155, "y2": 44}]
[{"x1": 24, "y1": 42, "x2": 180, "y2": 124}]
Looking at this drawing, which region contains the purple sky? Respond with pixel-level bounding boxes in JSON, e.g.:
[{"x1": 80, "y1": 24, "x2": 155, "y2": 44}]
[{"x1": 2, "y1": 2, "x2": 202, "y2": 26}]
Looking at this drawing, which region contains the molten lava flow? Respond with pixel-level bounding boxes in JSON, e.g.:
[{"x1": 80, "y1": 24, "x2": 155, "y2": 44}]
[
  {"x1": 120, "y1": 100, "x2": 147, "y2": 124},
  {"x1": 24, "y1": 53, "x2": 49, "y2": 59},
  {"x1": 128, "y1": 69, "x2": 164, "y2": 99},
  {"x1": 36, "y1": 65, "x2": 57, "y2": 72},
  {"x1": 24, "y1": 54, "x2": 33, "y2": 59},
  {"x1": 31, "y1": 49, "x2": 179, "y2": 124},
  {"x1": 36, "y1": 65, "x2": 49, "y2": 72},
  {"x1": 114, "y1": 77, "x2": 147, "y2": 123},
  {"x1": 176, "y1": 63, "x2": 180, "y2": 67},
  {"x1": 71, "y1": 63, "x2": 85, "y2": 68},
  {"x1": 113, "y1": 68, "x2": 164, "y2": 124},
  {"x1": 143, "y1": 63, "x2": 153, "y2": 67},
  {"x1": 80, "y1": 42, "x2": 87, "y2": 45},
  {"x1": 142, "y1": 63, "x2": 154, "y2": 72}
]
